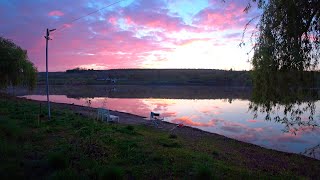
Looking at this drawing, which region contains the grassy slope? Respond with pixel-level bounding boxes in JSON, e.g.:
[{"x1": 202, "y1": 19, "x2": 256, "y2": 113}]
[{"x1": 0, "y1": 95, "x2": 319, "y2": 179}]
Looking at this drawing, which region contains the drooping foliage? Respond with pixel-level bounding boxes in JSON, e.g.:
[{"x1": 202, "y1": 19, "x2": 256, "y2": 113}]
[
  {"x1": 243, "y1": 1, "x2": 320, "y2": 132},
  {"x1": 247, "y1": 0, "x2": 320, "y2": 71},
  {"x1": 0, "y1": 37, "x2": 37, "y2": 89},
  {"x1": 245, "y1": 0, "x2": 320, "y2": 108}
]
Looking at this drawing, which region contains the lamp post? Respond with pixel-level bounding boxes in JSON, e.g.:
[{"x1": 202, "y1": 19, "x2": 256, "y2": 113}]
[{"x1": 44, "y1": 28, "x2": 56, "y2": 120}]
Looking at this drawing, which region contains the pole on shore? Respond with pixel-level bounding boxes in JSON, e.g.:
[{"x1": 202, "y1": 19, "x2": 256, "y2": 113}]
[{"x1": 44, "y1": 28, "x2": 56, "y2": 120}]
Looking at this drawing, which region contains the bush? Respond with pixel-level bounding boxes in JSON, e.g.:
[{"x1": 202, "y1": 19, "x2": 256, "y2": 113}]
[
  {"x1": 99, "y1": 166, "x2": 124, "y2": 180},
  {"x1": 194, "y1": 164, "x2": 212, "y2": 180},
  {"x1": 116, "y1": 125, "x2": 139, "y2": 135},
  {"x1": 126, "y1": 125, "x2": 134, "y2": 131},
  {"x1": 49, "y1": 168, "x2": 80, "y2": 180},
  {"x1": 0, "y1": 36, "x2": 38, "y2": 89},
  {"x1": 0, "y1": 108, "x2": 9, "y2": 115},
  {"x1": 48, "y1": 152, "x2": 68, "y2": 170},
  {"x1": 168, "y1": 134, "x2": 177, "y2": 139},
  {"x1": 212, "y1": 150, "x2": 219, "y2": 157},
  {"x1": 158, "y1": 139, "x2": 181, "y2": 148}
]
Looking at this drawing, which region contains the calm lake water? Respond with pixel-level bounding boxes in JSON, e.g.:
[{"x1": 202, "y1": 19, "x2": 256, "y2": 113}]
[{"x1": 18, "y1": 85, "x2": 320, "y2": 159}]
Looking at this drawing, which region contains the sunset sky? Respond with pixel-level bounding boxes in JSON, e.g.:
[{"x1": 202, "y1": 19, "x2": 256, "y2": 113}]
[{"x1": 0, "y1": 0, "x2": 260, "y2": 72}]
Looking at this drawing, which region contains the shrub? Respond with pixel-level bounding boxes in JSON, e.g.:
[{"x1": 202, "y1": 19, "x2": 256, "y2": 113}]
[
  {"x1": 158, "y1": 139, "x2": 181, "y2": 148},
  {"x1": 212, "y1": 150, "x2": 219, "y2": 157},
  {"x1": 48, "y1": 152, "x2": 68, "y2": 170},
  {"x1": 194, "y1": 164, "x2": 212, "y2": 180},
  {"x1": 49, "y1": 168, "x2": 80, "y2": 180},
  {"x1": 168, "y1": 134, "x2": 177, "y2": 139},
  {"x1": 99, "y1": 166, "x2": 124, "y2": 180},
  {"x1": 126, "y1": 125, "x2": 134, "y2": 131}
]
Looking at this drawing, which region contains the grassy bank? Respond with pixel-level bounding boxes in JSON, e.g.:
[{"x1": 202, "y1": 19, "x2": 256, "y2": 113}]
[{"x1": 0, "y1": 94, "x2": 319, "y2": 179}]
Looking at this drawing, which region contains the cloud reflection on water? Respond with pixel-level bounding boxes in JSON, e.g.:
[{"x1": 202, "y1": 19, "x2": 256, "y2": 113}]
[{"x1": 171, "y1": 116, "x2": 222, "y2": 127}]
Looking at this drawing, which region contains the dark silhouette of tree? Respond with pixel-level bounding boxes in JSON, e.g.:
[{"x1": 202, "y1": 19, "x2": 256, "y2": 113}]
[
  {"x1": 0, "y1": 37, "x2": 37, "y2": 89},
  {"x1": 245, "y1": 1, "x2": 320, "y2": 134},
  {"x1": 244, "y1": 0, "x2": 320, "y2": 71}
]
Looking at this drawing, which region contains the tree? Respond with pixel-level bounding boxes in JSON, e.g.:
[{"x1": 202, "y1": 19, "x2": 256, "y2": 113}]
[
  {"x1": 243, "y1": 1, "x2": 320, "y2": 133},
  {"x1": 242, "y1": 0, "x2": 320, "y2": 110},
  {"x1": 0, "y1": 37, "x2": 37, "y2": 89},
  {"x1": 244, "y1": 0, "x2": 320, "y2": 71}
]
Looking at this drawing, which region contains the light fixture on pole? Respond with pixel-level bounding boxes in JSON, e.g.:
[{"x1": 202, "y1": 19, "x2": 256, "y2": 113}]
[{"x1": 44, "y1": 28, "x2": 56, "y2": 120}]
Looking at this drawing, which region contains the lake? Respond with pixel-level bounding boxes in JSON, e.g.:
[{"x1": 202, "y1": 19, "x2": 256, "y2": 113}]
[{"x1": 16, "y1": 85, "x2": 320, "y2": 159}]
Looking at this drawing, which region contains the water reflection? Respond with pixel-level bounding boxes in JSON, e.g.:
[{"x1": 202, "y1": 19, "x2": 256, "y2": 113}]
[
  {"x1": 249, "y1": 101, "x2": 318, "y2": 134},
  {"x1": 303, "y1": 144, "x2": 320, "y2": 159},
  {"x1": 249, "y1": 72, "x2": 320, "y2": 158},
  {"x1": 19, "y1": 85, "x2": 320, "y2": 159},
  {"x1": 13, "y1": 85, "x2": 251, "y2": 100}
]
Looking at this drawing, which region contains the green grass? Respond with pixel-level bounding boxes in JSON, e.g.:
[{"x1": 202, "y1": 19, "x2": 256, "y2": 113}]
[{"x1": 0, "y1": 95, "x2": 319, "y2": 179}]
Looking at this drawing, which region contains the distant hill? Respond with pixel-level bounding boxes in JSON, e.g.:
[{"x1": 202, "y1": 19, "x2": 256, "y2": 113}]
[{"x1": 37, "y1": 69, "x2": 253, "y2": 86}]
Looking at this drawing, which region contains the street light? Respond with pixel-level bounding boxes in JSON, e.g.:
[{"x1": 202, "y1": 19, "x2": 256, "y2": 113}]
[{"x1": 44, "y1": 28, "x2": 56, "y2": 120}]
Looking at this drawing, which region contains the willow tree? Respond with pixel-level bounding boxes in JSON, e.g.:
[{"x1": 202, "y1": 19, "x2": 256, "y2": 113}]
[
  {"x1": 0, "y1": 37, "x2": 37, "y2": 90},
  {"x1": 246, "y1": 0, "x2": 320, "y2": 71},
  {"x1": 242, "y1": 0, "x2": 320, "y2": 91},
  {"x1": 245, "y1": 0, "x2": 320, "y2": 133}
]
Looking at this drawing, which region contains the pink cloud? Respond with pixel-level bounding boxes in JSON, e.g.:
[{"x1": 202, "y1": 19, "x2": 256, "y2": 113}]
[
  {"x1": 62, "y1": 23, "x2": 72, "y2": 28},
  {"x1": 234, "y1": 133, "x2": 258, "y2": 142},
  {"x1": 102, "y1": 98, "x2": 152, "y2": 117},
  {"x1": 124, "y1": 16, "x2": 134, "y2": 25},
  {"x1": 174, "y1": 38, "x2": 215, "y2": 46},
  {"x1": 200, "y1": 109, "x2": 211, "y2": 114},
  {"x1": 198, "y1": 105, "x2": 222, "y2": 115},
  {"x1": 121, "y1": 8, "x2": 196, "y2": 32},
  {"x1": 161, "y1": 112, "x2": 177, "y2": 118},
  {"x1": 221, "y1": 121, "x2": 248, "y2": 133},
  {"x1": 0, "y1": 0, "x2": 260, "y2": 71},
  {"x1": 48, "y1": 10, "x2": 64, "y2": 17},
  {"x1": 193, "y1": 1, "x2": 258, "y2": 31},
  {"x1": 108, "y1": 16, "x2": 117, "y2": 25},
  {"x1": 276, "y1": 135, "x2": 309, "y2": 144},
  {"x1": 172, "y1": 116, "x2": 220, "y2": 127},
  {"x1": 40, "y1": 23, "x2": 170, "y2": 71},
  {"x1": 200, "y1": 109, "x2": 221, "y2": 115},
  {"x1": 153, "y1": 102, "x2": 170, "y2": 111},
  {"x1": 253, "y1": 127, "x2": 264, "y2": 132},
  {"x1": 247, "y1": 119, "x2": 259, "y2": 123}
]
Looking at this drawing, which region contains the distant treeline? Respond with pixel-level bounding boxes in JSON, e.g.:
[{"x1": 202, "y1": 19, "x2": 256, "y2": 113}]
[
  {"x1": 37, "y1": 69, "x2": 320, "y2": 87},
  {"x1": 65, "y1": 67, "x2": 96, "y2": 73},
  {"x1": 38, "y1": 69, "x2": 252, "y2": 86}
]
